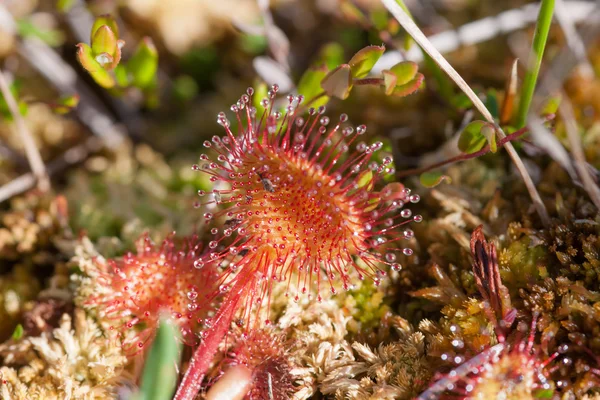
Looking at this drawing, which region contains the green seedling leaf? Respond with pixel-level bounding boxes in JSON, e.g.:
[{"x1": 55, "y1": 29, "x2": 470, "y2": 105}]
[
  {"x1": 114, "y1": 64, "x2": 129, "y2": 87},
  {"x1": 356, "y1": 170, "x2": 374, "y2": 191},
  {"x1": 57, "y1": 0, "x2": 76, "y2": 12},
  {"x1": 298, "y1": 64, "x2": 329, "y2": 108},
  {"x1": 127, "y1": 37, "x2": 158, "y2": 89},
  {"x1": 390, "y1": 61, "x2": 418, "y2": 85},
  {"x1": 451, "y1": 92, "x2": 473, "y2": 110},
  {"x1": 92, "y1": 25, "x2": 118, "y2": 60},
  {"x1": 541, "y1": 95, "x2": 561, "y2": 115},
  {"x1": 137, "y1": 318, "x2": 182, "y2": 400},
  {"x1": 321, "y1": 64, "x2": 353, "y2": 99},
  {"x1": 391, "y1": 72, "x2": 423, "y2": 97},
  {"x1": 11, "y1": 324, "x2": 23, "y2": 340},
  {"x1": 458, "y1": 120, "x2": 487, "y2": 154},
  {"x1": 0, "y1": 80, "x2": 27, "y2": 120},
  {"x1": 420, "y1": 171, "x2": 452, "y2": 188},
  {"x1": 382, "y1": 62, "x2": 423, "y2": 96},
  {"x1": 318, "y1": 43, "x2": 345, "y2": 70},
  {"x1": 340, "y1": 2, "x2": 367, "y2": 23},
  {"x1": 173, "y1": 75, "x2": 198, "y2": 102},
  {"x1": 532, "y1": 388, "x2": 555, "y2": 399},
  {"x1": 370, "y1": 9, "x2": 390, "y2": 31},
  {"x1": 91, "y1": 15, "x2": 119, "y2": 44},
  {"x1": 348, "y1": 45, "x2": 385, "y2": 78},
  {"x1": 252, "y1": 81, "x2": 269, "y2": 112},
  {"x1": 51, "y1": 94, "x2": 80, "y2": 114},
  {"x1": 481, "y1": 124, "x2": 498, "y2": 153},
  {"x1": 76, "y1": 43, "x2": 115, "y2": 88}
]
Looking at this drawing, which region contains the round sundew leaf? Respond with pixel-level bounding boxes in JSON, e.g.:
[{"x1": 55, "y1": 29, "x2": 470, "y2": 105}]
[
  {"x1": 380, "y1": 182, "x2": 406, "y2": 201},
  {"x1": 419, "y1": 171, "x2": 452, "y2": 188}
]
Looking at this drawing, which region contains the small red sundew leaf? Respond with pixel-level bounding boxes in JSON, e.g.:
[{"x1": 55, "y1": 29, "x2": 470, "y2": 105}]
[{"x1": 86, "y1": 234, "x2": 218, "y2": 354}]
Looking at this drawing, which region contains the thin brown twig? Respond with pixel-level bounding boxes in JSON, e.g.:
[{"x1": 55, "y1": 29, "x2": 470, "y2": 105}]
[
  {"x1": 0, "y1": 70, "x2": 49, "y2": 192},
  {"x1": 0, "y1": 137, "x2": 103, "y2": 203},
  {"x1": 381, "y1": 0, "x2": 551, "y2": 227}
]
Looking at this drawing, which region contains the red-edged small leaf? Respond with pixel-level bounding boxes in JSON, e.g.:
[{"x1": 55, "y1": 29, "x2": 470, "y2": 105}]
[
  {"x1": 391, "y1": 72, "x2": 423, "y2": 97},
  {"x1": 91, "y1": 25, "x2": 117, "y2": 59},
  {"x1": 91, "y1": 15, "x2": 119, "y2": 43},
  {"x1": 420, "y1": 171, "x2": 452, "y2": 188},
  {"x1": 76, "y1": 43, "x2": 115, "y2": 88},
  {"x1": 389, "y1": 61, "x2": 418, "y2": 85},
  {"x1": 51, "y1": 94, "x2": 80, "y2": 114},
  {"x1": 382, "y1": 70, "x2": 397, "y2": 95},
  {"x1": 321, "y1": 64, "x2": 353, "y2": 99},
  {"x1": 348, "y1": 45, "x2": 385, "y2": 78}
]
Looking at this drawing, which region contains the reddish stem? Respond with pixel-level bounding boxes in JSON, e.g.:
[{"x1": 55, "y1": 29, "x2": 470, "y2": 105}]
[
  {"x1": 396, "y1": 125, "x2": 530, "y2": 178},
  {"x1": 353, "y1": 77, "x2": 384, "y2": 86},
  {"x1": 174, "y1": 268, "x2": 255, "y2": 400}
]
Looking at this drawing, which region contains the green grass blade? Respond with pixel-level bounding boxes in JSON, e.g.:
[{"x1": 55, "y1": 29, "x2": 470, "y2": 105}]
[
  {"x1": 515, "y1": 0, "x2": 555, "y2": 128},
  {"x1": 137, "y1": 318, "x2": 182, "y2": 400}
]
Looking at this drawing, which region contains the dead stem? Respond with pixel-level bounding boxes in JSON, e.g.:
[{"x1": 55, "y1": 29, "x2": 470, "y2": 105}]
[
  {"x1": 0, "y1": 70, "x2": 49, "y2": 192},
  {"x1": 381, "y1": 0, "x2": 551, "y2": 227},
  {"x1": 560, "y1": 100, "x2": 600, "y2": 210},
  {"x1": 0, "y1": 137, "x2": 102, "y2": 203}
]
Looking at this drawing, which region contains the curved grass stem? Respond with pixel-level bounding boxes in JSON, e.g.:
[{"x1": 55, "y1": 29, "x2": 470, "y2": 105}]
[{"x1": 380, "y1": 0, "x2": 551, "y2": 227}]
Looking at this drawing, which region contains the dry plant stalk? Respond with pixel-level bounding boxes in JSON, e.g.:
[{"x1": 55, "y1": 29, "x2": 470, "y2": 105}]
[
  {"x1": 380, "y1": 0, "x2": 551, "y2": 227},
  {"x1": 0, "y1": 70, "x2": 49, "y2": 192}
]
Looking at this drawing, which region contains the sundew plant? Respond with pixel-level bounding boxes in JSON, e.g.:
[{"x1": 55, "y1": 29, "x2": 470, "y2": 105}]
[{"x1": 0, "y1": 1, "x2": 600, "y2": 400}]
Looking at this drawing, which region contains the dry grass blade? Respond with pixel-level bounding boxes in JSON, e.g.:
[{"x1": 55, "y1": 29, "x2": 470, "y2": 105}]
[
  {"x1": 554, "y1": 0, "x2": 594, "y2": 78},
  {"x1": 560, "y1": 100, "x2": 600, "y2": 210},
  {"x1": 380, "y1": 0, "x2": 551, "y2": 227},
  {"x1": 0, "y1": 137, "x2": 102, "y2": 203},
  {"x1": 0, "y1": 70, "x2": 49, "y2": 192}
]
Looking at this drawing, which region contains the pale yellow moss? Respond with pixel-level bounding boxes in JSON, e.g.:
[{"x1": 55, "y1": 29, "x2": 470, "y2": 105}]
[{"x1": 0, "y1": 309, "x2": 126, "y2": 400}]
